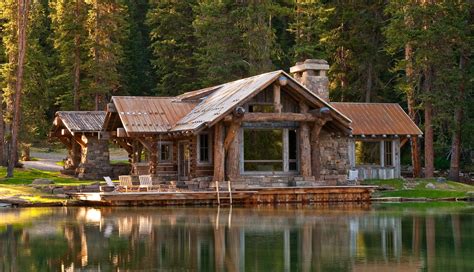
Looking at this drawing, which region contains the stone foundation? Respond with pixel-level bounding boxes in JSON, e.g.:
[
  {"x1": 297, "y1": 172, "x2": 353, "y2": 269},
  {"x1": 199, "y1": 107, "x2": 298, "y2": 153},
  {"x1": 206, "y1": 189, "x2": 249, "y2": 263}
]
[
  {"x1": 319, "y1": 130, "x2": 350, "y2": 184},
  {"x1": 76, "y1": 135, "x2": 113, "y2": 180}
]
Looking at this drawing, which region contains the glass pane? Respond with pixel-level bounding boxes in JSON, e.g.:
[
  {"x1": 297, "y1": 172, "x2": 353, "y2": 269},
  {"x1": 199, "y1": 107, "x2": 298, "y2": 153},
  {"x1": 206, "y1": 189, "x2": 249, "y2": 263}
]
[
  {"x1": 160, "y1": 144, "x2": 171, "y2": 161},
  {"x1": 244, "y1": 162, "x2": 283, "y2": 172},
  {"x1": 244, "y1": 129, "x2": 283, "y2": 161},
  {"x1": 288, "y1": 129, "x2": 297, "y2": 160},
  {"x1": 385, "y1": 141, "x2": 393, "y2": 166},
  {"x1": 199, "y1": 134, "x2": 209, "y2": 162},
  {"x1": 289, "y1": 161, "x2": 297, "y2": 171},
  {"x1": 355, "y1": 141, "x2": 381, "y2": 166}
]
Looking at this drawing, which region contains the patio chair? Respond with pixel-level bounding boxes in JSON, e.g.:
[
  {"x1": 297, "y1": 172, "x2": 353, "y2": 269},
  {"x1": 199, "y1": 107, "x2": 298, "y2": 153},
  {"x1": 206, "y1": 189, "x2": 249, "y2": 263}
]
[
  {"x1": 101, "y1": 176, "x2": 117, "y2": 192},
  {"x1": 347, "y1": 169, "x2": 359, "y2": 185},
  {"x1": 119, "y1": 175, "x2": 135, "y2": 192},
  {"x1": 138, "y1": 175, "x2": 159, "y2": 191}
]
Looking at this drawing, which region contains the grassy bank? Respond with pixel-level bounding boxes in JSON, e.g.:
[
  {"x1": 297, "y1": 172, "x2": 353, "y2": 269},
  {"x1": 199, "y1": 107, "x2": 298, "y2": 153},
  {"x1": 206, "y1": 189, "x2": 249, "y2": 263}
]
[
  {"x1": 0, "y1": 167, "x2": 96, "y2": 205},
  {"x1": 362, "y1": 178, "x2": 474, "y2": 199}
]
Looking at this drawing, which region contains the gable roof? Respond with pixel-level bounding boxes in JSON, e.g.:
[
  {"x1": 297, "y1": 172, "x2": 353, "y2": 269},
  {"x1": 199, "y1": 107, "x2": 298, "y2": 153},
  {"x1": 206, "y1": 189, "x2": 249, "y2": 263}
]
[
  {"x1": 54, "y1": 111, "x2": 106, "y2": 133},
  {"x1": 171, "y1": 70, "x2": 351, "y2": 132},
  {"x1": 112, "y1": 96, "x2": 196, "y2": 133},
  {"x1": 331, "y1": 103, "x2": 422, "y2": 136}
]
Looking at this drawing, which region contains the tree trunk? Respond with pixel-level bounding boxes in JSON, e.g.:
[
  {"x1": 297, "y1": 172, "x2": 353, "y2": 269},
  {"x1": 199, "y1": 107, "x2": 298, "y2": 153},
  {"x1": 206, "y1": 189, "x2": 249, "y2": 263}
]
[
  {"x1": 7, "y1": 0, "x2": 30, "y2": 178},
  {"x1": 449, "y1": 55, "x2": 467, "y2": 181},
  {"x1": 0, "y1": 101, "x2": 5, "y2": 166},
  {"x1": 73, "y1": 0, "x2": 82, "y2": 111},
  {"x1": 424, "y1": 99, "x2": 434, "y2": 178},
  {"x1": 365, "y1": 62, "x2": 372, "y2": 102},
  {"x1": 405, "y1": 41, "x2": 421, "y2": 177}
]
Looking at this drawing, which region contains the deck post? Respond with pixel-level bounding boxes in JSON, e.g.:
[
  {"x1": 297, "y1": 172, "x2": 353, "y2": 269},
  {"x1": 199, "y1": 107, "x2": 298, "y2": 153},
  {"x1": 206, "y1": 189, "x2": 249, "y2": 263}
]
[
  {"x1": 213, "y1": 122, "x2": 225, "y2": 182},
  {"x1": 310, "y1": 123, "x2": 323, "y2": 179},
  {"x1": 299, "y1": 102, "x2": 312, "y2": 178},
  {"x1": 149, "y1": 141, "x2": 158, "y2": 176}
]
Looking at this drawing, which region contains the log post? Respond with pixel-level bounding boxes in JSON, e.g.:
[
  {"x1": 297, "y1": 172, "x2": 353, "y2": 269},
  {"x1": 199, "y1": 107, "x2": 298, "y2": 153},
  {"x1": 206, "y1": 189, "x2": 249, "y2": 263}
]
[
  {"x1": 273, "y1": 83, "x2": 282, "y2": 113},
  {"x1": 299, "y1": 102, "x2": 312, "y2": 178},
  {"x1": 213, "y1": 122, "x2": 225, "y2": 182},
  {"x1": 149, "y1": 141, "x2": 158, "y2": 176},
  {"x1": 226, "y1": 130, "x2": 240, "y2": 180},
  {"x1": 310, "y1": 123, "x2": 323, "y2": 179}
]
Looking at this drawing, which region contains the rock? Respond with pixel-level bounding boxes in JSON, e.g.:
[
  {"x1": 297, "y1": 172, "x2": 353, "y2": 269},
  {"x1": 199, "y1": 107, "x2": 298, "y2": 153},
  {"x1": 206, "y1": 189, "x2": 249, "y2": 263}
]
[
  {"x1": 0, "y1": 202, "x2": 11, "y2": 208},
  {"x1": 436, "y1": 177, "x2": 447, "y2": 183},
  {"x1": 53, "y1": 188, "x2": 65, "y2": 194},
  {"x1": 32, "y1": 178, "x2": 54, "y2": 185},
  {"x1": 425, "y1": 183, "x2": 436, "y2": 189}
]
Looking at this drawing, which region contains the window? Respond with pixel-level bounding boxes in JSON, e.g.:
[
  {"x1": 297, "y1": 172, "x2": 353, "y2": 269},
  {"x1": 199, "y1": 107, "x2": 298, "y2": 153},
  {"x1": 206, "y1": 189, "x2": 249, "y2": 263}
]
[
  {"x1": 198, "y1": 133, "x2": 211, "y2": 163},
  {"x1": 243, "y1": 128, "x2": 298, "y2": 173},
  {"x1": 384, "y1": 141, "x2": 393, "y2": 166},
  {"x1": 244, "y1": 129, "x2": 283, "y2": 172},
  {"x1": 355, "y1": 141, "x2": 381, "y2": 166},
  {"x1": 159, "y1": 142, "x2": 172, "y2": 162},
  {"x1": 288, "y1": 129, "x2": 298, "y2": 171},
  {"x1": 248, "y1": 104, "x2": 274, "y2": 113}
]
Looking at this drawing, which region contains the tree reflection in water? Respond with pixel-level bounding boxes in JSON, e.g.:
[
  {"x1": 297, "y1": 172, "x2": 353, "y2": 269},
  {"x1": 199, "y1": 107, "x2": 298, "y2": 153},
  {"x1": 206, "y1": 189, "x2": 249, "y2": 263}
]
[{"x1": 0, "y1": 203, "x2": 473, "y2": 271}]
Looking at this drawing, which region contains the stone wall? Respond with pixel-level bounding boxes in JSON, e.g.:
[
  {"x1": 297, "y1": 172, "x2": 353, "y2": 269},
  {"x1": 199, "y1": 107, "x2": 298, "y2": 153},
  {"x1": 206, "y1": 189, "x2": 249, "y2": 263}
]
[
  {"x1": 76, "y1": 135, "x2": 113, "y2": 180},
  {"x1": 319, "y1": 130, "x2": 350, "y2": 185}
]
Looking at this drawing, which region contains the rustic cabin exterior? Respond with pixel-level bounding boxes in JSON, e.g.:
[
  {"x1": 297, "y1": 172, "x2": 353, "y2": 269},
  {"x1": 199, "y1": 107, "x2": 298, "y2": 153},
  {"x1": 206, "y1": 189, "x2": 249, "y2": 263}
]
[
  {"x1": 50, "y1": 111, "x2": 129, "y2": 179},
  {"x1": 332, "y1": 103, "x2": 422, "y2": 179},
  {"x1": 52, "y1": 59, "x2": 422, "y2": 188}
]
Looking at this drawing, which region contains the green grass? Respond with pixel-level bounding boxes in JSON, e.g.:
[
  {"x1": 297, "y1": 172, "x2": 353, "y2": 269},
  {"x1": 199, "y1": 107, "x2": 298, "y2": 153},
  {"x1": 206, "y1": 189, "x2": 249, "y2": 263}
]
[
  {"x1": 362, "y1": 178, "x2": 474, "y2": 199},
  {"x1": 0, "y1": 167, "x2": 95, "y2": 186},
  {"x1": 0, "y1": 184, "x2": 63, "y2": 204}
]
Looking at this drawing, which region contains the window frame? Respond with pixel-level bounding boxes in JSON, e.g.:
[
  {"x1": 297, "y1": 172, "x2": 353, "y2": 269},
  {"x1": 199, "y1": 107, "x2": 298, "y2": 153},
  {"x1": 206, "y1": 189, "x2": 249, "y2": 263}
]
[
  {"x1": 197, "y1": 132, "x2": 212, "y2": 165},
  {"x1": 354, "y1": 139, "x2": 396, "y2": 168},
  {"x1": 158, "y1": 141, "x2": 173, "y2": 164},
  {"x1": 241, "y1": 127, "x2": 299, "y2": 175}
]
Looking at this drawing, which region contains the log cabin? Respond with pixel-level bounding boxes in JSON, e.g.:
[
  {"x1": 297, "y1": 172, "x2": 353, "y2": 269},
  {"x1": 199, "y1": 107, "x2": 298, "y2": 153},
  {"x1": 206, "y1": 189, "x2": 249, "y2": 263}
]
[{"x1": 52, "y1": 59, "x2": 422, "y2": 187}]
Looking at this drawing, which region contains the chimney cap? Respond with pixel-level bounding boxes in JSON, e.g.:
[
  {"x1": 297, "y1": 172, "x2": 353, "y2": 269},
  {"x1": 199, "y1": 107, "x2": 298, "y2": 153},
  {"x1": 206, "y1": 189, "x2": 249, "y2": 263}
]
[{"x1": 290, "y1": 59, "x2": 329, "y2": 74}]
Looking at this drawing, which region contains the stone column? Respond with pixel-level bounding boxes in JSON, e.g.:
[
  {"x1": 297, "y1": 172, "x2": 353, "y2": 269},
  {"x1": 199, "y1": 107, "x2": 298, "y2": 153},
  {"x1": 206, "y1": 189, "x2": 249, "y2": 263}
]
[{"x1": 77, "y1": 134, "x2": 112, "y2": 180}]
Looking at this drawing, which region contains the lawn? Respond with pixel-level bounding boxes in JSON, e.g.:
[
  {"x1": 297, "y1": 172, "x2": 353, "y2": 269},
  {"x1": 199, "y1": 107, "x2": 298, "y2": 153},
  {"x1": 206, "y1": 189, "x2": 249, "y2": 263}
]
[
  {"x1": 0, "y1": 167, "x2": 96, "y2": 186},
  {"x1": 362, "y1": 178, "x2": 474, "y2": 199}
]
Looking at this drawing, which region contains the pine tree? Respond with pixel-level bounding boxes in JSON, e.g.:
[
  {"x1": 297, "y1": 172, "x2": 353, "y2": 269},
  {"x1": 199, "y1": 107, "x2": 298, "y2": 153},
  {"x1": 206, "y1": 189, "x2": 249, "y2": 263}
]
[
  {"x1": 86, "y1": 0, "x2": 128, "y2": 110},
  {"x1": 194, "y1": 1, "x2": 249, "y2": 86},
  {"x1": 147, "y1": 0, "x2": 199, "y2": 95},
  {"x1": 120, "y1": 0, "x2": 154, "y2": 96},
  {"x1": 50, "y1": 0, "x2": 89, "y2": 110}
]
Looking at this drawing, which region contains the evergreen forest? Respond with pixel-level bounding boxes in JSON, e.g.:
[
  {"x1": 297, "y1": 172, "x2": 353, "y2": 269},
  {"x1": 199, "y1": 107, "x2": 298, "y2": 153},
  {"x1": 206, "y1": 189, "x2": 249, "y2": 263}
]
[{"x1": 0, "y1": 0, "x2": 473, "y2": 179}]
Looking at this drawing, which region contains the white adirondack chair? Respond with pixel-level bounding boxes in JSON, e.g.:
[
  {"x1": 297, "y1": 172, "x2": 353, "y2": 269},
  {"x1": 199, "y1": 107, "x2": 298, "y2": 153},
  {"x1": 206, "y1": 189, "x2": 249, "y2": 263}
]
[
  {"x1": 138, "y1": 175, "x2": 155, "y2": 191},
  {"x1": 119, "y1": 175, "x2": 134, "y2": 192}
]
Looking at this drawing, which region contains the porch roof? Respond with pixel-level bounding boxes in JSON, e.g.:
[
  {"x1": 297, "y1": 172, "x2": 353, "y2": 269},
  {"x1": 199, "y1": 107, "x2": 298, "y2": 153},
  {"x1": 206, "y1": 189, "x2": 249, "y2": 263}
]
[
  {"x1": 54, "y1": 111, "x2": 106, "y2": 133},
  {"x1": 112, "y1": 96, "x2": 197, "y2": 133},
  {"x1": 331, "y1": 103, "x2": 422, "y2": 136}
]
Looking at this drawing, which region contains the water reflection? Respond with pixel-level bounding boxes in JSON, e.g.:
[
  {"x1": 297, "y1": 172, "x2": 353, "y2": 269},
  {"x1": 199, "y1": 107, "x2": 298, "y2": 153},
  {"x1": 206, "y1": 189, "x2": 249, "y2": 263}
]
[{"x1": 0, "y1": 203, "x2": 473, "y2": 271}]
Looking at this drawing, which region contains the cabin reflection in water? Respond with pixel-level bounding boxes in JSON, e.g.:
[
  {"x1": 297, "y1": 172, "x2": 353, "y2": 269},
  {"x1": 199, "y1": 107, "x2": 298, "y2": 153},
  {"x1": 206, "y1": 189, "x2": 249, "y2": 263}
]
[{"x1": 0, "y1": 205, "x2": 472, "y2": 271}]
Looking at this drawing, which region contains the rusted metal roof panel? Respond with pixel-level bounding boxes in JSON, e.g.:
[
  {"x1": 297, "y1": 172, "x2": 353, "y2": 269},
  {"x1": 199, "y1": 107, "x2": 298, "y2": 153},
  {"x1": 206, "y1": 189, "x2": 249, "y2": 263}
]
[
  {"x1": 172, "y1": 71, "x2": 287, "y2": 132},
  {"x1": 56, "y1": 111, "x2": 105, "y2": 132},
  {"x1": 112, "y1": 96, "x2": 197, "y2": 133},
  {"x1": 331, "y1": 103, "x2": 422, "y2": 136}
]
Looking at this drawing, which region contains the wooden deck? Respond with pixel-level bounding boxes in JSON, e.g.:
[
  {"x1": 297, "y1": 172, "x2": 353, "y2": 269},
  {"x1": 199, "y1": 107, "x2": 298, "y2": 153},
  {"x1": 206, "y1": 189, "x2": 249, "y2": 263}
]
[{"x1": 68, "y1": 186, "x2": 376, "y2": 206}]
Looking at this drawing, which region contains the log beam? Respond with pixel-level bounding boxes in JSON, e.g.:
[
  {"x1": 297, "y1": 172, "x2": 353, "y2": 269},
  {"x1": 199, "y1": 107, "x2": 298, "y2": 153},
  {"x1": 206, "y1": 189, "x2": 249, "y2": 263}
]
[
  {"x1": 224, "y1": 112, "x2": 324, "y2": 122},
  {"x1": 213, "y1": 122, "x2": 225, "y2": 182}
]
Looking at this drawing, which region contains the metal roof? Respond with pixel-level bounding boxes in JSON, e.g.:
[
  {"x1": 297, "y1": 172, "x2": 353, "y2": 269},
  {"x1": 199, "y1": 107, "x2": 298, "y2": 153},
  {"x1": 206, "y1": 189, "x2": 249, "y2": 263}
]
[
  {"x1": 56, "y1": 111, "x2": 106, "y2": 132},
  {"x1": 331, "y1": 103, "x2": 422, "y2": 136},
  {"x1": 171, "y1": 70, "x2": 351, "y2": 132},
  {"x1": 112, "y1": 96, "x2": 196, "y2": 133}
]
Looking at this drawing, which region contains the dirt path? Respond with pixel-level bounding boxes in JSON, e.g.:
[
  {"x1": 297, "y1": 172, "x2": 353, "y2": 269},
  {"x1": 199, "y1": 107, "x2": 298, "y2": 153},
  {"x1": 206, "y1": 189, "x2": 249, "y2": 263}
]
[{"x1": 22, "y1": 149, "x2": 129, "y2": 172}]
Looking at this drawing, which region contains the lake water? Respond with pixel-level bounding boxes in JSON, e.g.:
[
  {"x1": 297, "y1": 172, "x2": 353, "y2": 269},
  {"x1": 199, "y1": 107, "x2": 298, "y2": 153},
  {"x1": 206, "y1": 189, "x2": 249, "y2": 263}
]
[{"x1": 0, "y1": 203, "x2": 473, "y2": 271}]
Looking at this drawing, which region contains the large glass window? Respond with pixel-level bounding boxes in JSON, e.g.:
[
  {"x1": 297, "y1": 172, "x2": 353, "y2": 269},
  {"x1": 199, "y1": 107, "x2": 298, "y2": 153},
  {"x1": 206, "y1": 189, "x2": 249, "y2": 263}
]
[
  {"x1": 355, "y1": 141, "x2": 381, "y2": 166},
  {"x1": 244, "y1": 129, "x2": 283, "y2": 172},
  {"x1": 355, "y1": 140, "x2": 394, "y2": 167},
  {"x1": 288, "y1": 129, "x2": 298, "y2": 171}
]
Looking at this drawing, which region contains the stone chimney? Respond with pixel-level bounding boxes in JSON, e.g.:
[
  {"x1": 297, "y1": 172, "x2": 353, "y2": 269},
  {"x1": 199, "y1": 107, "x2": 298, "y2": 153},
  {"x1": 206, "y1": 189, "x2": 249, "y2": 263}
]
[{"x1": 290, "y1": 59, "x2": 330, "y2": 102}]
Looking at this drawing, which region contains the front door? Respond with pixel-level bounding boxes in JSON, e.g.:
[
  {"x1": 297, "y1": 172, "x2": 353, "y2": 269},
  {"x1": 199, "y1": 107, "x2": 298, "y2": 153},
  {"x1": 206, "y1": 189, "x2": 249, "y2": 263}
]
[{"x1": 178, "y1": 141, "x2": 190, "y2": 181}]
